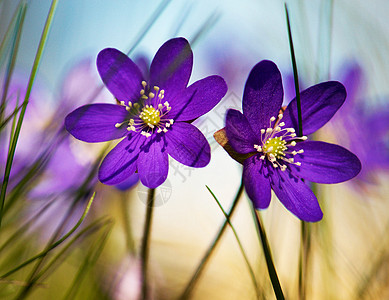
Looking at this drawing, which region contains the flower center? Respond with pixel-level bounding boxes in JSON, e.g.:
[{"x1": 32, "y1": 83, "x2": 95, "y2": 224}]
[
  {"x1": 253, "y1": 114, "x2": 307, "y2": 171},
  {"x1": 262, "y1": 136, "x2": 287, "y2": 159},
  {"x1": 139, "y1": 106, "x2": 160, "y2": 126},
  {"x1": 114, "y1": 81, "x2": 174, "y2": 138}
]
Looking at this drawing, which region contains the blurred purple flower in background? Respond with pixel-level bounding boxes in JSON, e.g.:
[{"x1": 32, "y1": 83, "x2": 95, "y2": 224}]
[
  {"x1": 225, "y1": 60, "x2": 361, "y2": 222},
  {"x1": 330, "y1": 63, "x2": 389, "y2": 186},
  {"x1": 66, "y1": 37, "x2": 227, "y2": 189}
]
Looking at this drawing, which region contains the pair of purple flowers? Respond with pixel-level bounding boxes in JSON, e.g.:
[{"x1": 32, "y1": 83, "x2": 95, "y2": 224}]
[{"x1": 65, "y1": 37, "x2": 361, "y2": 222}]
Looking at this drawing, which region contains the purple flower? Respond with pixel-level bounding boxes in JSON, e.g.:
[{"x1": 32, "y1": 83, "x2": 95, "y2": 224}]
[
  {"x1": 330, "y1": 63, "x2": 389, "y2": 184},
  {"x1": 224, "y1": 60, "x2": 361, "y2": 222},
  {"x1": 65, "y1": 38, "x2": 227, "y2": 188}
]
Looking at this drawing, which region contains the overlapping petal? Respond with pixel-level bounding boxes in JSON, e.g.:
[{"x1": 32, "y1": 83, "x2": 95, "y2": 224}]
[
  {"x1": 138, "y1": 136, "x2": 169, "y2": 188},
  {"x1": 270, "y1": 168, "x2": 323, "y2": 222},
  {"x1": 97, "y1": 48, "x2": 143, "y2": 102},
  {"x1": 290, "y1": 141, "x2": 361, "y2": 184},
  {"x1": 168, "y1": 75, "x2": 227, "y2": 121},
  {"x1": 242, "y1": 60, "x2": 283, "y2": 133},
  {"x1": 98, "y1": 133, "x2": 146, "y2": 185},
  {"x1": 243, "y1": 156, "x2": 272, "y2": 209},
  {"x1": 165, "y1": 122, "x2": 210, "y2": 167},
  {"x1": 65, "y1": 104, "x2": 129, "y2": 142},
  {"x1": 149, "y1": 38, "x2": 193, "y2": 96},
  {"x1": 282, "y1": 81, "x2": 346, "y2": 135},
  {"x1": 225, "y1": 109, "x2": 258, "y2": 154}
]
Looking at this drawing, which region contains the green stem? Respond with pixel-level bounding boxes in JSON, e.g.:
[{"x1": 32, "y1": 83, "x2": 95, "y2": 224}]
[
  {"x1": 140, "y1": 188, "x2": 155, "y2": 300},
  {"x1": 252, "y1": 208, "x2": 285, "y2": 300},
  {"x1": 206, "y1": 185, "x2": 261, "y2": 299},
  {"x1": 0, "y1": 192, "x2": 95, "y2": 279},
  {"x1": 0, "y1": 0, "x2": 59, "y2": 228},
  {"x1": 0, "y1": 1, "x2": 26, "y2": 122},
  {"x1": 16, "y1": 217, "x2": 112, "y2": 300},
  {"x1": 298, "y1": 221, "x2": 311, "y2": 300},
  {"x1": 178, "y1": 178, "x2": 244, "y2": 300}
]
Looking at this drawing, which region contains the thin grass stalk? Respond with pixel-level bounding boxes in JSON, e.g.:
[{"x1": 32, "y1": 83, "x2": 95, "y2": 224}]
[
  {"x1": 0, "y1": 192, "x2": 95, "y2": 279},
  {"x1": 0, "y1": 2, "x2": 26, "y2": 122},
  {"x1": 0, "y1": 0, "x2": 59, "y2": 228},
  {"x1": 15, "y1": 217, "x2": 112, "y2": 300},
  {"x1": 252, "y1": 208, "x2": 285, "y2": 300},
  {"x1": 178, "y1": 178, "x2": 244, "y2": 300},
  {"x1": 285, "y1": 3, "x2": 303, "y2": 137},
  {"x1": 206, "y1": 185, "x2": 262, "y2": 299},
  {"x1": 62, "y1": 223, "x2": 113, "y2": 300}
]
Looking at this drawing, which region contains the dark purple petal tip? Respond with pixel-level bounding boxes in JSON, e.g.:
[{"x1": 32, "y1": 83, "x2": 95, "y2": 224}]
[
  {"x1": 150, "y1": 37, "x2": 193, "y2": 95},
  {"x1": 243, "y1": 60, "x2": 283, "y2": 132},
  {"x1": 282, "y1": 81, "x2": 346, "y2": 135},
  {"x1": 97, "y1": 48, "x2": 143, "y2": 102},
  {"x1": 170, "y1": 75, "x2": 227, "y2": 121}
]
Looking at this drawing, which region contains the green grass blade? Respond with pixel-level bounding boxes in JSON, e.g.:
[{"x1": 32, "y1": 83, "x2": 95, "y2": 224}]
[
  {"x1": 252, "y1": 207, "x2": 285, "y2": 300},
  {"x1": 15, "y1": 217, "x2": 113, "y2": 299},
  {"x1": 62, "y1": 221, "x2": 113, "y2": 300},
  {"x1": 0, "y1": 1, "x2": 26, "y2": 122},
  {"x1": 178, "y1": 178, "x2": 244, "y2": 300},
  {"x1": 0, "y1": 192, "x2": 95, "y2": 279},
  {"x1": 285, "y1": 3, "x2": 303, "y2": 137},
  {"x1": 206, "y1": 185, "x2": 262, "y2": 299},
  {"x1": 0, "y1": 0, "x2": 59, "y2": 228},
  {"x1": 126, "y1": 0, "x2": 172, "y2": 55},
  {"x1": 0, "y1": 1, "x2": 25, "y2": 70},
  {"x1": 190, "y1": 11, "x2": 221, "y2": 47}
]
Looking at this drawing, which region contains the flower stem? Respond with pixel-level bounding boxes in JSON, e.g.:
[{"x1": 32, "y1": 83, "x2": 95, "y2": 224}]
[
  {"x1": 140, "y1": 188, "x2": 155, "y2": 300},
  {"x1": 178, "y1": 178, "x2": 244, "y2": 300},
  {"x1": 285, "y1": 3, "x2": 303, "y2": 137},
  {"x1": 298, "y1": 221, "x2": 311, "y2": 300},
  {"x1": 252, "y1": 208, "x2": 285, "y2": 300}
]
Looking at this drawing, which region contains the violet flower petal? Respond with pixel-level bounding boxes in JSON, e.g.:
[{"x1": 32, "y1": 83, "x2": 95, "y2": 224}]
[
  {"x1": 98, "y1": 133, "x2": 146, "y2": 185},
  {"x1": 341, "y1": 63, "x2": 364, "y2": 110},
  {"x1": 169, "y1": 75, "x2": 227, "y2": 121},
  {"x1": 270, "y1": 168, "x2": 323, "y2": 222},
  {"x1": 149, "y1": 38, "x2": 193, "y2": 97},
  {"x1": 243, "y1": 155, "x2": 271, "y2": 209},
  {"x1": 65, "y1": 104, "x2": 129, "y2": 142},
  {"x1": 165, "y1": 122, "x2": 210, "y2": 167},
  {"x1": 97, "y1": 48, "x2": 143, "y2": 102},
  {"x1": 282, "y1": 81, "x2": 346, "y2": 135},
  {"x1": 115, "y1": 173, "x2": 139, "y2": 191},
  {"x1": 243, "y1": 60, "x2": 283, "y2": 133},
  {"x1": 225, "y1": 109, "x2": 258, "y2": 154},
  {"x1": 290, "y1": 141, "x2": 361, "y2": 184},
  {"x1": 138, "y1": 136, "x2": 169, "y2": 188}
]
